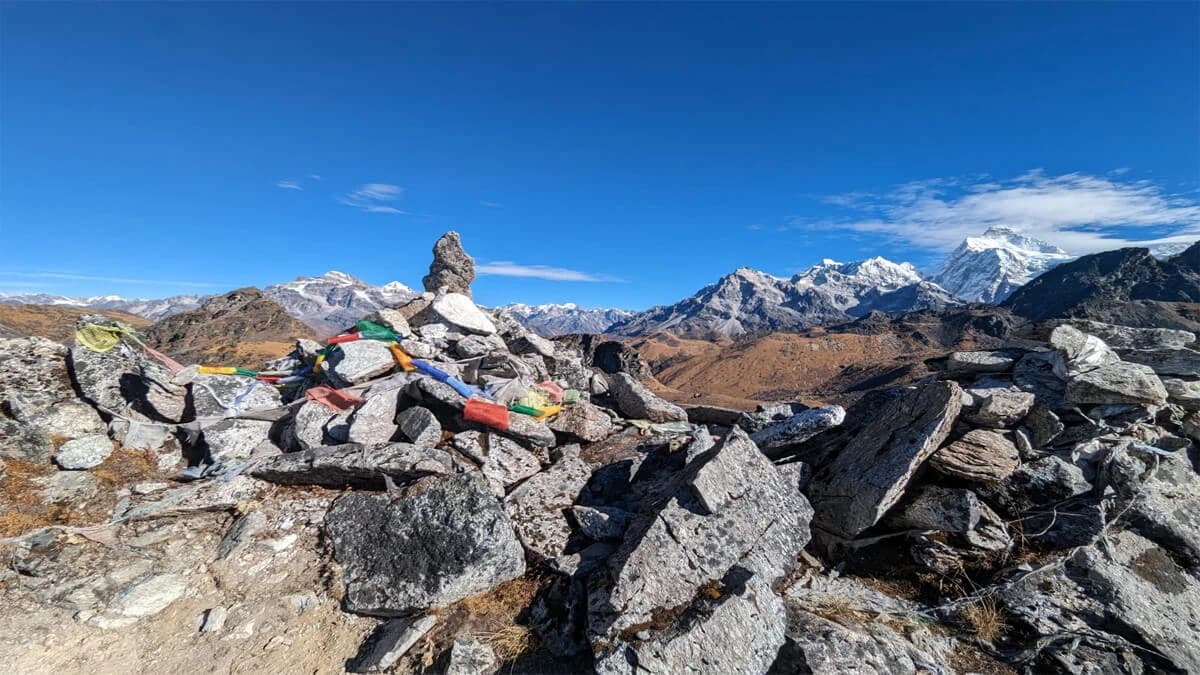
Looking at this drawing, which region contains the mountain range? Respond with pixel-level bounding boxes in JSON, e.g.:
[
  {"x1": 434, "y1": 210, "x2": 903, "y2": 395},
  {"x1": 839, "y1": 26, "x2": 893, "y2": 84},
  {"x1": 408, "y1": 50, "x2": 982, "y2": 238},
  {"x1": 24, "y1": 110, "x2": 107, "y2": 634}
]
[{"x1": 2, "y1": 229, "x2": 1195, "y2": 338}]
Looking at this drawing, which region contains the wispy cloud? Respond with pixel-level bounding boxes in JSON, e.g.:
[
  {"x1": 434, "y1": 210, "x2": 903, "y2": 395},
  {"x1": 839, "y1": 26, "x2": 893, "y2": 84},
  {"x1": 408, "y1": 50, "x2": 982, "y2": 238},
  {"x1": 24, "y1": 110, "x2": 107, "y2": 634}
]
[
  {"x1": 275, "y1": 179, "x2": 303, "y2": 191},
  {"x1": 308, "y1": 174, "x2": 323, "y2": 181},
  {"x1": 796, "y1": 170, "x2": 1200, "y2": 254},
  {"x1": 480, "y1": 200, "x2": 503, "y2": 208},
  {"x1": 476, "y1": 261, "x2": 624, "y2": 282},
  {"x1": 0, "y1": 271, "x2": 221, "y2": 288},
  {"x1": 340, "y1": 183, "x2": 407, "y2": 214}
]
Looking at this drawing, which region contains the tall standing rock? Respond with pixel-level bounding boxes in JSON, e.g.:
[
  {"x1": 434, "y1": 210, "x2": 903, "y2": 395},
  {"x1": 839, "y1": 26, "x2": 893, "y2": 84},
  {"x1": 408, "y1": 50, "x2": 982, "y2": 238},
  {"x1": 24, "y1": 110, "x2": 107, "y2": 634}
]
[{"x1": 422, "y1": 231, "x2": 476, "y2": 297}]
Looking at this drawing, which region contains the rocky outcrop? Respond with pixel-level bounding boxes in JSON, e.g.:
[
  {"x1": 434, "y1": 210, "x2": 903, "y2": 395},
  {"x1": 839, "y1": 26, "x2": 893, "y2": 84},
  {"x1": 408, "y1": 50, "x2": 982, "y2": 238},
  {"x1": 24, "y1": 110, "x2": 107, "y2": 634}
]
[{"x1": 928, "y1": 429, "x2": 1019, "y2": 482}]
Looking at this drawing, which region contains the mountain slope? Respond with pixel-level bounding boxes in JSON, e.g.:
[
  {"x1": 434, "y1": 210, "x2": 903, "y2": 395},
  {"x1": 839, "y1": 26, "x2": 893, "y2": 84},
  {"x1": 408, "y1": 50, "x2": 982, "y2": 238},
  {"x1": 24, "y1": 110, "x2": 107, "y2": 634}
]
[
  {"x1": 0, "y1": 304, "x2": 152, "y2": 343},
  {"x1": 611, "y1": 259, "x2": 960, "y2": 339},
  {"x1": 142, "y1": 288, "x2": 317, "y2": 365},
  {"x1": 499, "y1": 303, "x2": 633, "y2": 336},
  {"x1": 935, "y1": 227, "x2": 1072, "y2": 303},
  {"x1": 261, "y1": 271, "x2": 414, "y2": 338},
  {"x1": 1002, "y1": 242, "x2": 1200, "y2": 324}
]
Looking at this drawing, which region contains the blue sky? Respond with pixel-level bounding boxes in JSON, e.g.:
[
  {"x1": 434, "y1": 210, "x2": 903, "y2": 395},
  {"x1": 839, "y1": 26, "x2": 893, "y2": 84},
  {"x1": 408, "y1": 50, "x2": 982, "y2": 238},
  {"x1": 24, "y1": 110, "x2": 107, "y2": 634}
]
[{"x1": 1, "y1": 2, "x2": 1198, "y2": 310}]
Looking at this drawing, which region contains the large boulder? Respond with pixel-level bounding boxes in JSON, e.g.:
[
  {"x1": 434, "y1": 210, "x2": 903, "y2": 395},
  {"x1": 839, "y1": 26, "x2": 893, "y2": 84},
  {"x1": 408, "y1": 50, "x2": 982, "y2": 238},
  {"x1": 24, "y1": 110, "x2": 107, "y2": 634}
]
[
  {"x1": 808, "y1": 381, "x2": 962, "y2": 539},
  {"x1": 325, "y1": 472, "x2": 526, "y2": 616},
  {"x1": 607, "y1": 373, "x2": 687, "y2": 423},
  {"x1": 591, "y1": 428, "x2": 812, "y2": 670},
  {"x1": 422, "y1": 231, "x2": 475, "y2": 297}
]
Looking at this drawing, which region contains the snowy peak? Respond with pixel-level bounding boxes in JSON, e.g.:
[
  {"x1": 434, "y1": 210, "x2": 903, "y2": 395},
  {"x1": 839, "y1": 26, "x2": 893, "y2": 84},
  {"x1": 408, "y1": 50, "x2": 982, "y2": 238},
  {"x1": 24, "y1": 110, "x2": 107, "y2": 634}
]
[
  {"x1": 263, "y1": 271, "x2": 416, "y2": 337},
  {"x1": 611, "y1": 258, "x2": 959, "y2": 339},
  {"x1": 499, "y1": 303, "x2": 634, "y2": 337},
  {"x1": 793, "y1": 256, "x2": 922, "y2": 292},
  {"x1": 936, "y1": 228, "x2": 1072, "y2": 303}
]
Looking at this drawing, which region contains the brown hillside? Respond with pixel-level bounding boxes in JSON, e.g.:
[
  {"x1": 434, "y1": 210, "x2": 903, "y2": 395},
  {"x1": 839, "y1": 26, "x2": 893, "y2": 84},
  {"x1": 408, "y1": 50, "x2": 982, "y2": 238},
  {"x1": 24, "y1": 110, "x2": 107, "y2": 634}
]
[
  {"x1": 142, "y1": 287, "x2": 316, "y2": 366},
  {"x1": 0, "y1": 304, "x2": 152, "y2": 343},
  {"x1": 635, "y1": 308, "x2": 1027, "y2": 408}
]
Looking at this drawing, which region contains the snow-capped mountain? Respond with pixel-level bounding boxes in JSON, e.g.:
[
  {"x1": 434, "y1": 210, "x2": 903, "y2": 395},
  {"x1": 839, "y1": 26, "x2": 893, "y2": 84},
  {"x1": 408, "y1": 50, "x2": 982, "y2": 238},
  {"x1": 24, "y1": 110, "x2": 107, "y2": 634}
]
[
  {"x1": 934, "y1": 227, "x2": 1072, "y2": 304},
  {"x1": 0, "y1": 292, "x2": 207, "y2": 320},
  {"x1": 0, "y1": 271, "x2": 413, "y2": 336},
  {"x1": 610, "y1": 259, "x2": 960, "y2": 339},
  {"x1": 498, "y1": 303, "x2": 635, "y2": 337},
  {"x1": 262, "y1": 271, "x2": 415, "y2": 337}
]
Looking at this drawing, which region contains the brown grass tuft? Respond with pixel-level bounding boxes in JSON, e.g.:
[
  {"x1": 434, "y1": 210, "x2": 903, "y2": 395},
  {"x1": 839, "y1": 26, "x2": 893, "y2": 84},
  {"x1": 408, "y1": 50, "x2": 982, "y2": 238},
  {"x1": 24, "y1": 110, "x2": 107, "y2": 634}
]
[
  {"x1": 478, "y1": 625, "x2": 535, "y2": 662},
  {"x1": 961, "y1": 597, "x2": 1006, "y2": 643},
  {"x1": 91, "y1": 447, "x2": 161, "y2": 487},
  {"x1": 0, "y1": 459, "x2": 74, "y2": 537},
  {"x1": 810, "y1": 596, "x2": 868, "y2": 626}
]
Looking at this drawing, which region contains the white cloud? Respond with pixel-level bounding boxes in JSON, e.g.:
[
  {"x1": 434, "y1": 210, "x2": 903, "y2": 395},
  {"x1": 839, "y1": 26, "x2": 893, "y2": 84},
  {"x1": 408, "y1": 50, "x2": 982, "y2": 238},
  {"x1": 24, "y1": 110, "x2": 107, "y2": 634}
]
[
  {"x1": 480, "y1": 200, "x2": 503, "y2": 208},
  {"x1": 476, "y1": 261, "x2": 624, "y2": 282},
  {"x1": 803, "y1": 171, "x2": 1200, "y2": 254},
  {"x1": 275, "y1": 180, "x2": 303, "y2": 190},
  {"x1": 309, "y1": 174, "x2": 323, "y2": 181},
  {"x1": 0, "y1": 271, "x2": 221, "y2": 288},
  {"x1": 341, "y1": 183, "x2": 407, "y2": 214}
]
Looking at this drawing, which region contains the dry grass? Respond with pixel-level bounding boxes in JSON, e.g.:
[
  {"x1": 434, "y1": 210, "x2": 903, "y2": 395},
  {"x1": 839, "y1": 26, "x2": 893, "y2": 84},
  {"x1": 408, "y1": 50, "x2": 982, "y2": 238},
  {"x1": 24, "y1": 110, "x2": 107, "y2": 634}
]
[
  {"x1": 477, "y1": 625, "x2": 534, "y2": 662},
  {"x1": 961, "y1": 597, "x2": 1006, "y2": 643},
  {"x1": 428, "y1": 576, "x2": 545, "y2": 663},
  {"x1": 0, "y1": 459, "x2": 73, "y2": 537},
  {"x1": 0, "y1": 304, "x2": 150, "y2": 343},
  {"x1": 91, "y1": 447, "x2": 162, "y2": 487},
  {"x1": 809, "y1": 596, "x2": 868, "y2": 626}
]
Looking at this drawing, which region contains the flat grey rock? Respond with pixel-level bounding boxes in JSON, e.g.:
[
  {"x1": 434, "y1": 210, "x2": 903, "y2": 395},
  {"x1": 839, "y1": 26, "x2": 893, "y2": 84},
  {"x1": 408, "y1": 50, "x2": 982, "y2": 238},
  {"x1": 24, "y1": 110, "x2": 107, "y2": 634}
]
[
  {"x1": 607, "y1": 372, "x2": 687, "y2": 423},
  {"x1": 54, "y1": 434, "x2": 114, "y2": 470}
]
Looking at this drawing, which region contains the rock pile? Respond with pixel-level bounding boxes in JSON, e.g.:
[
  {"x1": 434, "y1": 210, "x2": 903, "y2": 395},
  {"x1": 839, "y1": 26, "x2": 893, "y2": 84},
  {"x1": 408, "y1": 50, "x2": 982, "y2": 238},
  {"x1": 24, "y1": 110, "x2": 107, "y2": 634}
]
[
  {"x1": 2, "y1": 232, "x2": 1199, "y2": 674},
  {"x1": 779, "y1": 319, "x2": 1200, "y2": 673}
]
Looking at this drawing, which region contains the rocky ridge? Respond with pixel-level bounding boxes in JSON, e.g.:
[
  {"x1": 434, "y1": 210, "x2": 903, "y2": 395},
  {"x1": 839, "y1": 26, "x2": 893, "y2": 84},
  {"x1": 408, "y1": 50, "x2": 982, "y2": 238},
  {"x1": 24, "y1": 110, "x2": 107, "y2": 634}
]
[{"x1": 1, "y1": 233, "x2": 1199, "y2": 673}]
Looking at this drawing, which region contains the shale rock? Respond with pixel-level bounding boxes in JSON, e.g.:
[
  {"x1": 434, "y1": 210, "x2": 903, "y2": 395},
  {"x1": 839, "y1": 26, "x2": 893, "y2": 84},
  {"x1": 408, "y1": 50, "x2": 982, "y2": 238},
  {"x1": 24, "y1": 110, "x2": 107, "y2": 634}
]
[
  {"x1": 1066, "y1": 319, "x2": 1196, "y2": 350},
  {"x1": 251, "y1": 443, "x2": 452, "y2": 489},
  {"x1": 325, "y1": 472, "x2": 526, "y2": 615},
  {"x1": 928, "y1": 429, "x2": 1019, "y2": 483},
  {"x1": 595, "y1": 428, "x2": 811, "y2": 643},
  {"x1": 751, "y1": 405, "x2": 845, "y2": 452},
  {"x1": 808, "y1": 381, "x2": 962, "y2": 539},
  {"x1": 1065, "y1": 361, "x2": 1168, "y2": 406},
  {"x1": 1120, "y1": 347, "x2": 1200, "y2": 377}
]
